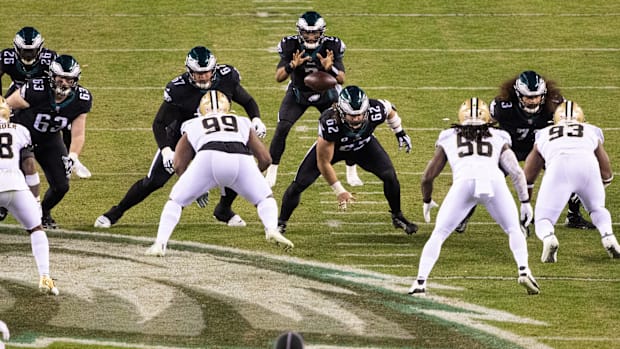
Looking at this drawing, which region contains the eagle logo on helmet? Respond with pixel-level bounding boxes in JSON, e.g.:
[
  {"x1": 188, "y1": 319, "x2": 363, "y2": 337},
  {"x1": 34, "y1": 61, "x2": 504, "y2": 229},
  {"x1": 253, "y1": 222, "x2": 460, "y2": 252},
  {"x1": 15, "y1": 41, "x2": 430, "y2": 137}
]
[
  {"x1": 49, "y1": 55, "x2": 81, "y2": 97},
  {"x1": 296, "y1": 11, "x2": 326, "y2": 50},
  {"x1": 553, "y1": 100, "x2": 585, "y2": 124},
  {"x1": 13, "y1": 26, "x2": 44, "y2": 66},
  {"x1": 186, "y1": 46, "x2": 217, "y2": 90},
  {"x1": 337, "y1": 86, "x2": 370, "y2": 132},
  {"x1": 198, "y1": 90, "x2": 231, "y2": 116},
  {"x1": 458, "y1": 97, "x2": 491, "y2": 125},
  {"x1": 514, "y1": 70, "x2": 547, "y2": 114}
]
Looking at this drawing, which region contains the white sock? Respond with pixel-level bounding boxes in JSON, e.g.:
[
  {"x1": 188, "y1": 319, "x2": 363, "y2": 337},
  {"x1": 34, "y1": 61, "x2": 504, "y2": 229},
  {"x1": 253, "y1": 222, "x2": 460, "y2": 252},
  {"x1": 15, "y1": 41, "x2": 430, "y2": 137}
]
[
  {"x1": 156, "y1": 200, "x2": 183, "y2": 246},
  {"x1": 508, "y1": 229, "x2": 529, "y2": 270},
  {"x1": 30, "y1": 230, "x2": 50, "y2": 276},
  {"x1": 256, "y1": 197, "x2": 278, "y2": 231},
  {"x1": 346, "y1": 165, "x2": 359, "y2": 177}
]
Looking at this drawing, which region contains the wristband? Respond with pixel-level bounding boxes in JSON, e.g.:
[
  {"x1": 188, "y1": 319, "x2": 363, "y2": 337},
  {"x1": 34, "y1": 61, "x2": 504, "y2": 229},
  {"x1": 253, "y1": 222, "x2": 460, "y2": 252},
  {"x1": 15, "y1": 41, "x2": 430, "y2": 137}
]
[
  {"x1": 603, "y1": 175, "x2": 614, "y2": 184},
  {"x1": 520, "y1": 199, "x2": 530, "y2": 204},
  {"x1": 68, "y1": 152, "x2": 79, "y2": 161},
  {"x1": 330, "y1": 181, "x2": 347, "y2": 195},
  {"x1": 527, "y1": 183, "x2": 535, "y2": 189},
  {"x1": 284, "y1": 63, "x2": 294, "y2": 74}
]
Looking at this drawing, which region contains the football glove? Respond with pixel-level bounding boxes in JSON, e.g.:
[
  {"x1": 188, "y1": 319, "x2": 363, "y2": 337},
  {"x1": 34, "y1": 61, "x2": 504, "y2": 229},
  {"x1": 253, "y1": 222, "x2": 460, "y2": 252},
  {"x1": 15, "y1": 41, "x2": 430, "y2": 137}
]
[
  {"x1": 61, "y1": 155, "x2": 74, "y2": 178},
  {"x1": 195, "y1": 192, "x2": 209, "y2": 208},
  {"x1": 337, "y1": 191, "x2": 354, "y2": 211},
  {"x1": 520, "y1": 202, "x2": 534, "y2": 227},
  {"x1": 422, "y1": 200, "x2": 439, "y2": 223},
  {"x1": 395, "y1": 130, "x2": 412, "y2": 153},
  {"x1": 252, "y1": 118, "x2": 267, "y2": 138},
  {"x1": 161, "y1": 147, "x2": 175, "y2": 174}
]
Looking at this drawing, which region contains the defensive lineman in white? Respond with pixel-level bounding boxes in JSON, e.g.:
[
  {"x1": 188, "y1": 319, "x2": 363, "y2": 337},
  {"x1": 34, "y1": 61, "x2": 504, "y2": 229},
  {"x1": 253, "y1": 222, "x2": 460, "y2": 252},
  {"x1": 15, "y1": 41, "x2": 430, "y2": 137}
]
[
  {"x1": 524, "y1": 100, "x2": 619, "y2": 262},
  {"x1": 410, "y1": 98, "x2": 539, "y2": 296},
  {"x1": 0, "y1": 96, "x2": 58, "y2": 295},
  {"x1": 145, "y1": 90, "x2": 293, "y2": 256}
]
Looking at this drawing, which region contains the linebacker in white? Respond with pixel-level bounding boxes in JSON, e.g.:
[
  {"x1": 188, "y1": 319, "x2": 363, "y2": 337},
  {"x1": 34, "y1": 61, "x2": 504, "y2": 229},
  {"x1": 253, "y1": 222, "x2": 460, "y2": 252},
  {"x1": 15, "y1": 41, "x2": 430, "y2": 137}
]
[
  {"x1": 0, "y1": 97, "x2": 58, "y2": 295},
  {"x1": 146, "y1": 91, "x2": 293, "y2": 256},
  {"x1": 410, "y1": 98, "x2": 539, "y2": 296},
  {"x1": 524, "y1": 100, "x2": 618, "y2": 262}
]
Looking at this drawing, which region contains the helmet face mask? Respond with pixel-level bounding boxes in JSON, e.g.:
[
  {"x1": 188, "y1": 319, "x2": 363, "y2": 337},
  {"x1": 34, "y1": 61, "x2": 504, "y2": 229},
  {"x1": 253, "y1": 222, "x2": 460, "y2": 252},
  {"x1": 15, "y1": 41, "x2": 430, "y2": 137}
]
[
  {"x1": 554, "y1": 100, "x2": 585, "y2": 124},
  {"x1": 49, "y1": 55, "x2": 81, "y2": 97},
  {"x1": 337, "y1": 86, "x2": 370, "y2": 131},
  {"x1": 296, "y1": 11, "x2": 326, "y2": 49},
  {"x1": 13, "y1": 26, "x2": 44, "y2": 66},
  {"x1": 186, "y1": 46, "x2": 217, "y2": 89},
  {"x1": 198, "y1": 90, "x2": 231, "y2": 116},
  {"x1": 514, "y1": 70, "x2": 547, "y2": 114},
  {"x1": 458, "y1": 97, "x2": 491, "y2": 125}
]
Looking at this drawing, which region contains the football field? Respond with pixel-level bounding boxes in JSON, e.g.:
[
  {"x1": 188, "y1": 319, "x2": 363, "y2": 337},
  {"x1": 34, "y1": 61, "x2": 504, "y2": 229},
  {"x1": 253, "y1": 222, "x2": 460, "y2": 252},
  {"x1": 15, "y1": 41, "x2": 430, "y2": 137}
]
[{"x1": 1, "y1": 1, "x2": 619, "y2": 348}]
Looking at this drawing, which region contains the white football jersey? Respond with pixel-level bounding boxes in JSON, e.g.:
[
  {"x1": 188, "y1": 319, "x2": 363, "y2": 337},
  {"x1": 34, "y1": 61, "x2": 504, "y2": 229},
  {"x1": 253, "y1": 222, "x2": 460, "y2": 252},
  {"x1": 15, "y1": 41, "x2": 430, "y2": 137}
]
[
  {"x1": 436, "y1": 127, "x2": 511, "y2": 182},
  {"x1": 534, "y1": 122, "x2": 603, "y2": 163},
  {"x1": 180, "y1": 112, "x2": 252, "y2": 151},
  {"x1": 0, "y1": 120, "x2": 31, "y2": 191}
]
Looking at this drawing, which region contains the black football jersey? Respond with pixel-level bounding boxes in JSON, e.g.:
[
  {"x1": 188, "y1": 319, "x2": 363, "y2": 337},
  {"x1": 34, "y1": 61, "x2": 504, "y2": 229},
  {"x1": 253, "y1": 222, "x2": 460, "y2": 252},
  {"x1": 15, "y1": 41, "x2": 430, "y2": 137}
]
[
  {"x1": 489, "y1": 98, "x2": 555, "y2": 156},
  {"x1": 277, "y1": 35, "x2": 345, "y2": 92},
  {"x1": 12, "y1": 77, "x2": 92, "y2": 143},
  {"x1": 0, "y1": 48, "x2": 57, "y2": 92},
  {"x1": 157, "y1": 64, "x2": 257, "y2": 146},
  {"x1": 318, "y1": 98, "x2": 390, "y2": 152}
]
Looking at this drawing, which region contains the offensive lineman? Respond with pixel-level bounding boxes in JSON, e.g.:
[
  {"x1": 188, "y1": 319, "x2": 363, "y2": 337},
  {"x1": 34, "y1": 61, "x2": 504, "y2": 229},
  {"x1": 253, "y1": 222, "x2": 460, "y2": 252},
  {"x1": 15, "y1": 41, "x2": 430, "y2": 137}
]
[
  {"x1": 145, "y1": 91, "x2": 293, "y2": 256},
  {"x1": 95, "y1": 46, "x2": 267, "y2": 229},
  {"x1": 277, "y1": 85, "x2": 417, "y2": 235},
  {"x1": 523, "y1": 100, "x2": 619, "y2": 262},
  {"x1": 7, "y1": 54, "x2": 92, "y2": 229}
]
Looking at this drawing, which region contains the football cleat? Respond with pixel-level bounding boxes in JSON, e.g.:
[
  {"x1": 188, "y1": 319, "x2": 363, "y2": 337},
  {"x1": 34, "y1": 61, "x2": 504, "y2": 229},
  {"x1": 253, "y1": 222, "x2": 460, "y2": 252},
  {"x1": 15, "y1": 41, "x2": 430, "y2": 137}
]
[
  {"x1": 145, "y1": 243, "x2": 166, "y2": 257},
  {"x1": 601, "y1": 234, "x2": 620, "y2": 259},
  {"x1": 73, "y1": 160, "x2": 92, "y2": 178},
  {"x1": 408, "y1": 279, "x2": 426, "y2": 295},
  {"x1": 454, "y1": 219, "x2": 469, "y2": 234},
  {"x1": 391, "y1": 212, "x2": 418, "y2": 235},
  {"x1": 39, "y1": 275, "x2": 59, "y2": 296},
  {"x1": 278, "y1": 221, "x2": 287, "y2": 235},
  {"x1": 0, "y1": 207, "x2": 7, "y2": 221},
  {"x1": 541, "y1": 234, "x2": 559, "y2": 263},
  {"x1": 565, "y1": 212, "x2": 596, "y2": 230},
  {"x1": 41, "y1": 214, "x2": 58, "y2": 229},
  {"x1": 266, "y1": 228, "x2": 294, "y2": 251},
  {"x1": 94, "y1": 215, "x2": 112, "y2": 228},
  {"x1": 213, "y1": 203, "x2": 246, "y2": 227},
  {"x1": 518, "y1": 272, "x2": 540, "y2": 295}
]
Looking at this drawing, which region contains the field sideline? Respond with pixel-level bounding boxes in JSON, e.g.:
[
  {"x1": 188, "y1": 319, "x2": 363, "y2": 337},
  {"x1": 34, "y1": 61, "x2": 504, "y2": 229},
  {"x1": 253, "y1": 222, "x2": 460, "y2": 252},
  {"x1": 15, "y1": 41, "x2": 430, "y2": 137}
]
[{"x1": 1, "y1": 1, "x2": 619, "y2": 349}]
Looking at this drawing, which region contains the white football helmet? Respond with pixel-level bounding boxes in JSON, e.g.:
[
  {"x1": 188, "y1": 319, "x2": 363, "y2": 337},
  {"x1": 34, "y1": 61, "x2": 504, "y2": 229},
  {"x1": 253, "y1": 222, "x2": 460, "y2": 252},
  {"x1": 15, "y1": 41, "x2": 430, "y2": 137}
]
[
  {"x1": 198, "y1": 90, "x2": 231, "y2": 116},
  {"x1": 458, "y1": 97, "x2": 491, "y2": 125},
  {"x1": 554, "y1": 100, "x2": 585, "y2": 124}
]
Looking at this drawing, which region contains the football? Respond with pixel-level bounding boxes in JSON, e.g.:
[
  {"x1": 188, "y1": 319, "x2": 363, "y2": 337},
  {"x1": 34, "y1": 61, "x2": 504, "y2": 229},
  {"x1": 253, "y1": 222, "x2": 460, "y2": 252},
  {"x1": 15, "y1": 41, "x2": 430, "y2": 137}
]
[{"x1": 304, "y1": 71, "x2": 337, "y2": 92}]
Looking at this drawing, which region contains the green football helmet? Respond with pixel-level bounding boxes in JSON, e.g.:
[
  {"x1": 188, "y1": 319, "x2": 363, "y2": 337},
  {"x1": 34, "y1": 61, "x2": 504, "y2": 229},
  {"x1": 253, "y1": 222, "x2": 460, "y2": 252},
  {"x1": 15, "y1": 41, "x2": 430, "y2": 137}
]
[
  {"x1": 296, "y1": 11, "x2": 326, "y2": 50},
  {"x1": 49, "y1": 55, "x2": 81, "y2": 97},
  {"x1": 13, "y1": 26, "x2": 45, "y2": 66},
  {"x1": 337, "y1": 86, "x2": 370, "y2": 131},
  {"x1": 514, "y1": 70, "x2": 547, "y2": 114},
  {"x1": 185, "y1": 46, "x2": 217, "y2": 89}
]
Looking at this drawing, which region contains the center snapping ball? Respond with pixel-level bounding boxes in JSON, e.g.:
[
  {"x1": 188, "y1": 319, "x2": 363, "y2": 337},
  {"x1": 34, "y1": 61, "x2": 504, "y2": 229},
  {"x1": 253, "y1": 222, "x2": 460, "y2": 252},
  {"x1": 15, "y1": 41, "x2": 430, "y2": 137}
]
[{"x1": 304, "y1": 71, "x2": 337, "y2": 92}]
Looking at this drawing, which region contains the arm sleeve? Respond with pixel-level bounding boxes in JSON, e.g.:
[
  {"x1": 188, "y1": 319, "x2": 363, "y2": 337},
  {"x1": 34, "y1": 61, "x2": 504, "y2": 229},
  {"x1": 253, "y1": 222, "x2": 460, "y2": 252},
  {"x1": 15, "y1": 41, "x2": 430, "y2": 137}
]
[
  {"x1": 499, "y1": 148, "x2": 529, "y2": 202},
  {"x1": 152, "y1": 102, "x2": 181, "y2": 149},
  {"x1": 233, "y1": 84, "x2": 260, "y2": 120}
]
